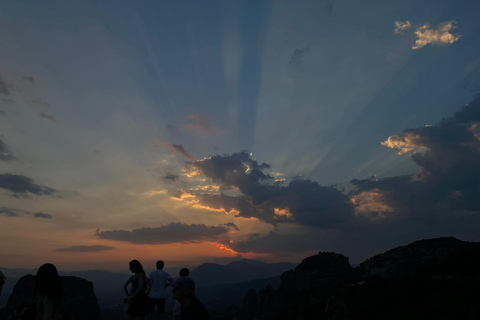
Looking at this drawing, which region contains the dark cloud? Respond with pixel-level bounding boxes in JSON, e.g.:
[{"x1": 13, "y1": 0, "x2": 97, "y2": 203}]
[
  {"x1": 187, "y1": 151, "x2": 354, "y2": 227},
  {"x1": 55, "y1": 245, "x2": 114, "y2": 252},
  {"x1": 34, "y1": 212, "x2": 53, "y2": 219},
  {"x1": 168, "y1": 143, "x2": 196, "y2": 161},
  {"x1": 0, "y1": 207, "x2": 53, "y2": 219},
  {"x1": 31, "y1": 100, "x2": 49, "y2": 107},
  {"x1": 96, "y1": 222, "x2": 229, "y2": 244},
  {"x1": 21, "y1": 76, "x2": 36, "y2": 85},
  {"x1": 0, "y1": 207, "x2": 25, "y2": 217},
  {"x1": 1, "y1": 98, "x2": 13, "y2": 105},
  {"x1": 223, "y1": 222, "x2": 240, "y2": 231},
  {"x1": 326, "y1": 0, "x2": 333, "y2": 16},
  {"x1": 0, "y1": 137, "x2": 17, "y2": 162},
  {"x1": 0, "y1": 72, "x2": 16, "y2": 96},
  {"x1": 0, "y1": 110, "x2": 6, "y2": 116},
  {"x1": 351, "y1": 97, "x2": 480, "y2": 218},
  {"x1": 167, "y1": 125, "x2": 178, "y2": 132},
  {"x1": 229, "y1": 231, "x2": 317, "y2": 254},
  {"x1": 163, "y1": 174, "x2": 179, "y2": 181},
  {"x1": 0, "y1": 174, "x2": 56, "y2": 196},
  {"x1": 39, "y1": 112, "x2": 56, "y2": 122},
  {"x1": 288, "y1": 47, "x2": 310, "y2": 68},
  {"x1": 93, "y1": 149, "x2": 102, "y2": 155}
]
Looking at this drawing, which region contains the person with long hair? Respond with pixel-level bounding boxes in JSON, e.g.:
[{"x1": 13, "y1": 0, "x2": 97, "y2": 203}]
[
  {"x1": 35, "y1": 263, "x2": 63, "y2": 320},
  {"x1": 124, "y1": 260, "x2": 148, "y2": 320},
  {"x1": 0, "y1": 271, "x2": 6, "y2": 297}
]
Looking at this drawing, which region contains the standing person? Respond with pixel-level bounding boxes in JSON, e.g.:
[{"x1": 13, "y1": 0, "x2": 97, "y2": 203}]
[
  {"x1": 0, "y1": 271, "x2": 5, "y2": 297},
  {"x1": 147, "y1": 261, "x2": 173, "y2": 320},
  {"x1": 35, "y1": 263, "x2": 64, "y2": 320},
  {"x1": 124, "y1": 260, "x2": 148, "y2": 320},
  {"x1": 171, "y1": 277, "x2": 209, "y2": 320},
  {"x1": 172, "y1": 269, "x2": 189, "y2": 320}
]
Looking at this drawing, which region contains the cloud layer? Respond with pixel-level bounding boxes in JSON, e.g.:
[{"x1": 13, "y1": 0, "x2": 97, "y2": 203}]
[
  {"x1": 352, "y1": 97, "x2": 480, "y2": 218},
  {"x1": 180, "y1": 151, "x2": 354, "y2": 227},
  {"x1": 0, "y1": 174, "x2": 56, "y2": 196},
  {"x1": 96, "y1": 222, "x2": 231, "y2": 244},
  {"x1": 56, "y1": 245, "x2": 114, "y2": 252}
]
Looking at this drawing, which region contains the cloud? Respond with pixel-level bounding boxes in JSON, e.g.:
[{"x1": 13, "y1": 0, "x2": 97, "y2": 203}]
[
  {"x1": 0, "y1": 207, "x2": 53, "y2": 219},
  {"x1": 31, "y1": 99, "x2": 49, "y2": 107},
  {"x1": 412, "y1": 20, "x2": 461, "y2": 50},
  {"x1": 223, "y1": 222, "x2": 240, "y2": 231},
  {"x1": 92, "y1": 149, "x2": 102, "y2": 155},
  {"x1": 0, "y1": 207, "x2": 26, "y2": 217},
  {"x1": 168, "y1": 143, "x2": 196, "y2": 161},
  {"x1": 0, "y1": 73, "x2": 18, "y2": 96},
  {"x1": 163, "y1": 173, "x2": 179, "y2": 181},
  {"x1": 0, "y1": 174, "x2": 56, "y2": 196},
  {"x1": 352, "y1": 97, "x2": 480, "y2": 218},
  {"x1": 167, "y1": 125, "x2": 178, "y2": 133},
  {"x1": 55, "y1": 245, "x2": 114, "y2": 252},
  {"x1": 39, "y1": 112, "x2": 56, "y2": 122},
  {"x1": 96, "y1": 222, "x2": 230, "y2": 244},
  {"x1": 21, "y1": 76, "x2": 36, "y2": 85},
  {"x1": 228, "y1": 231, "x2": 318, "y2": 254},
  {"x1": 394, "y1": 20, "x2": 412, "y2": 34},
  {"x1": 0, "y1": 110, "x2": 6, "y2": 116},
  {"x1": 34, "y1": 212, "x2": 53, "y2": 219},
  {"x1": 288, "y1": 47, "x2": 310, "y2": 68},
  {"x1": 326, "y1": 0, "x2": 333, "y2": 16},
  {"x1": 179, "y1": 151, "x2": 354, "y2": 227},
  {"x1": 0, "y1": 137, "x2": 17, "y2": 162}
]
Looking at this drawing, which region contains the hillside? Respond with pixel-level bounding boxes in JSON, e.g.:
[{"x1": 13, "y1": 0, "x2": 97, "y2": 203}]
[{"x1": 191, "y1": 259, "x2": 296, "y2": 288}]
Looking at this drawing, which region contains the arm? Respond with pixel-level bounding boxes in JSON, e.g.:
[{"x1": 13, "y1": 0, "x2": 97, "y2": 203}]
[
  {"x1": 146, "y1": 277, "x2": 152, "y2": 295},
  {"x1": 166, "y1": 277, "x2": 173, "y2": 287},
  {"x1": 123, "y1": 277, "x2": 133, "y2": 296}
]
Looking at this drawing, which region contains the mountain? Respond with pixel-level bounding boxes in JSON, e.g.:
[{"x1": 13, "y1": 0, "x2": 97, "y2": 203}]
[
  {"x1": 190, "y1": 259, "x2": 296, "y2": 288},
  {"x1": 216, "y1": 237, "x2": 480, "y2": 320}
]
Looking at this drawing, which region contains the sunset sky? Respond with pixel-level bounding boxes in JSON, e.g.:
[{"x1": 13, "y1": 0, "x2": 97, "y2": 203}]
[{"x1": 1, "y1": 0, "x2": 480, "y2": 271}]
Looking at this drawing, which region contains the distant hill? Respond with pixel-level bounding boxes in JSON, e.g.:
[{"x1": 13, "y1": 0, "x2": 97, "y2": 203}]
[{"x1": 191, "y1": 259, "x2": 296, "y2": 288}]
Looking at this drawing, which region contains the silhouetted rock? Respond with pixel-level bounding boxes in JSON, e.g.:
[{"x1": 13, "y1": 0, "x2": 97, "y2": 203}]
[
  {"x1": 294, "y1": 252, "x2": 353, "y2": 288},
  {"x1": 360, "y1": 237, "x2": 480, "y2": 278},
  {"x1": 222, "y1": 237, "x2": 480, "y2": 320},
  {"x1": 1, "y1": 274, "x2": 100, "y2": 320},
  {"x1": 242, "y1": 289, "x2": 258, "y2": 319}
]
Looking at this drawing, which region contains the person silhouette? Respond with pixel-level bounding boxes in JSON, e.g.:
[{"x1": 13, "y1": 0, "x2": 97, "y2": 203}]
[
  {"x1": 146, "y1": 261, "x2": 172, "y2": 320},
  {"x1": 172, "y1": 268, "x2": 190, "y2": 320},
  {"x1": 124, "y1": 260, "x2": 148, "y2": 320},
  {"x1": 171, "y1": 277, "x2": 209, "y2": 320},
  {"x1": 35, "y1": 263, "x2": 64, "y2": 320},
  {"x1": 0, "y1": 271, "x2": 5, "y2": 297}
]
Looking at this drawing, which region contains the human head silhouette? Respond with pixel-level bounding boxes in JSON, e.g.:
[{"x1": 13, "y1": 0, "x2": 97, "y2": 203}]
[
  {"x1": 156, "y1": 260, "x2": 164, "y2": 270},
  {"x1": 179, "y1": 268, "x2": 190, "y2": 277},
  {"x1": 35, "y1": 263, "x2": 62, "y2": 299},
  {"x1": 129, "y1": 260, "x2": 145, "y2": 274}
]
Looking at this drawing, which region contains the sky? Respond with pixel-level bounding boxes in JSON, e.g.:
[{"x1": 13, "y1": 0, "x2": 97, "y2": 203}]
[{"x1": 1, "y1": 0, "x2": 480, "y2": 271}]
